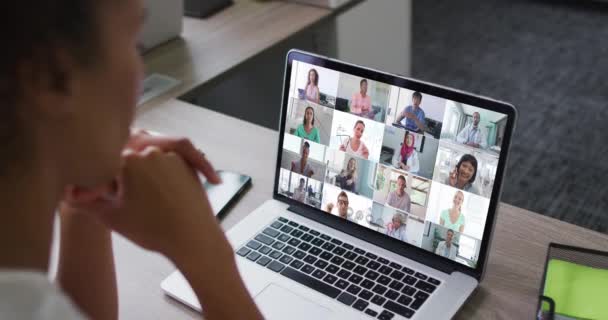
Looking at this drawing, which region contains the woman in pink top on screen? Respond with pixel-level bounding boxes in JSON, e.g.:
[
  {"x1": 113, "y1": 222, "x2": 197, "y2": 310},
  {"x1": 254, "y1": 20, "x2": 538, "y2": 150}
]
[
  {"x1": 339, "y1": 120, "x2": 370, "y2": 159},
  {"x1": 305, "y1": 69, "x2": 320, "y2": 104},
  {"x1": 350, "y1": 79, "x2": 372, "y2": 117}
]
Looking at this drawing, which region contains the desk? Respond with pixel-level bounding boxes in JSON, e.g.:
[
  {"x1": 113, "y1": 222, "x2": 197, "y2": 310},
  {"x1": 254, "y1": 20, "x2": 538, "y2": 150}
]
[{"x1": 116, "y1": 2, "x2": 608, "y2": 319}]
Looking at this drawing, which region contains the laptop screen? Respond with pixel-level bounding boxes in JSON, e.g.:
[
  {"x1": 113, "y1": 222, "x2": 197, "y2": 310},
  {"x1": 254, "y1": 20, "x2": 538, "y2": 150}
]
[{"x1": 277, "y1": 53, "x2": 510, "y2": 269}]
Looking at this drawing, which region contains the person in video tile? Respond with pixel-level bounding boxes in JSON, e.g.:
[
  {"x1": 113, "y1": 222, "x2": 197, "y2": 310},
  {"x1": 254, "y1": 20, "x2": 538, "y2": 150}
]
[
  {"x1": 435, "y1": 229, "x2": 457, "y2": 259},
  {"x1": 396, "y1": 91, "x2": 426, "y2": 133},
  {"x1": 350, "y1": 79, "x2": 372, "y2": 116},
  {"x1": 439, "y1": 190, "x2": 465, "y2": 233},
  {"x1": 339, "y1": 120, "x2": 370, "y2": 159},
  {"x1": 386, "y1": 175, "x2": 411, "y2": 213},
  {"x1": 291, "y1": 141, "x2": 314, "y2": 177},
  {"x1": 325, "y1": 191, "x2": 352, "y2": 221},
  {"x1": 294, "y1": 106, "x2": 321, "y2": 143},
  {"x1": 397, "y1": 131, "x2": 420, "y2": 174},
  {"x1": 335, "y1": 157, "x2": 358, "y2": 193},
  {"x1": 446, "y1": 154, "x2": 478, "y2": 194},
  {"x1": 293, "y1": 178, "x2": 306, "y2": 202},
  {"x1": 385, "y1": 212, "x2": 408, "y2": 242},
  {"x1": 456, "y1": 112, "x2": 488, "y2": 149},
  {"x1": 304, "y1": 68, "x2": 320, "y2": 104}
]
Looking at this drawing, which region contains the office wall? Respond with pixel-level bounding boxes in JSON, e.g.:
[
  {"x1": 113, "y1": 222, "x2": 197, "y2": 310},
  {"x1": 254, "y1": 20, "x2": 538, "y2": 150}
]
[{"x1": 335, "y1": 1, "x2": 411, "y2": 76}]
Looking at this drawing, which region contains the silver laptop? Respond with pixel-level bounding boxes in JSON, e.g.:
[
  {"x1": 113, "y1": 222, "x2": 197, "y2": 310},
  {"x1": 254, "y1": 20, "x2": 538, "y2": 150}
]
[{"x1": 162, "y1": 50, "x2": 517, "y2": 319}]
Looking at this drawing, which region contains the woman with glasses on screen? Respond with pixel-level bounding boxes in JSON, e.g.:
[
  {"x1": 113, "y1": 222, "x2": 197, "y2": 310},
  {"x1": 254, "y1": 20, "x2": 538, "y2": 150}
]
[
  {"x1": 294, "y1": 106, "x2": 320, "y2": 143},
  {"x1": 396, "y1": 131, "x2": 420, "y2": 174}
]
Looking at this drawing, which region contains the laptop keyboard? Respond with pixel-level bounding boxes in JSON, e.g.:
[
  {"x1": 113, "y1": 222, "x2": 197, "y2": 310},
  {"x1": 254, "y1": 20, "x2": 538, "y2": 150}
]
[{"x1": 235, "y1": 217, "x2": 442, "y2": 319}]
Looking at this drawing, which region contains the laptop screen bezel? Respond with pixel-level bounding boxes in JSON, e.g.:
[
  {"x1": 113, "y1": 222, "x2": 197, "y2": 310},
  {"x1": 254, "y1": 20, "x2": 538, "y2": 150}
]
[{"x1": 272, "y1": 49, "x2": 517, "y2": 280}]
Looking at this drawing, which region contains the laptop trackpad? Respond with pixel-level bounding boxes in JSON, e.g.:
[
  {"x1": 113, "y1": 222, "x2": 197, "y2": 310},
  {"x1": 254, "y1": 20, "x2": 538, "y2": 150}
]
[{"x1": 255, "y1": 283, "x2": 333, "y2": 320}]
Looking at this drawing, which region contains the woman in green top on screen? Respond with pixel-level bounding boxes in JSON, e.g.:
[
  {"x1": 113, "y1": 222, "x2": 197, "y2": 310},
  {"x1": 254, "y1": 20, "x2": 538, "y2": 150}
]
[
  {"x1": 439, "y1": 190, "x2": 466, "y2": 233},
  {"x1": 295, "y1": 106, "x2": 321, "y2": 143}
]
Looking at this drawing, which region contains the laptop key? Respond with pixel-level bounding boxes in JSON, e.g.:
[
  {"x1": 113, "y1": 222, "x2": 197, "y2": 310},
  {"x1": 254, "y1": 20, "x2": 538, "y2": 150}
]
[
  {"x1": 378, "y1": 275, "x2": 391, "y2": 286},
  {"x1": 256, "y1": 256, "x2": 271, "y2": 267},
  {"x1": 390, "y1": 270, "x2": 405, "y2": 281},
  {"x1": 342, "y1": 243, "x2": 354, "y2": 250},
  {"x1": 279, "y1": 255, "x2": 293, "y2": 264},
  {"x1": 288, "y1": 238, "x2": 301, "y2": 247},
  {"x1": 254, "y1": 234, "x2": 274, "y2": 246},
  {"x1": 428, "y1": 277, "x2": 441, "y2": 286},
  {"x1": 402, "y1": 266, "x2": 415, "y2": 275},
  {"x1": 330, "y1": 238, "x2": 343, "y2": 245},
  {"x1": 378, "y1": 265, "x2": 393, "y2": 275},
  {"x1": 354, "y1": 248, "x2": 366, "y2": 255},
  {"x1": 300, "y1": 234, "x2": 314, "y2": 242},
  {"x1": 311, "y1": 238, "x2": 325, "y2": 246},
  {"x1": 337, "y1": 292, "x2": 356, "y2": 306},
  {"x1": 384, "y1": 301, "x2": 414, "y2": 319},
  {"x1": 355, "y1": 256, "x2": 370, "y2": 265},
  {"x1": 415, "y1": 280, "x2": 437, "y2": 294},
  {"x1": 403, "y1": 275, "x2": 416, "y2": 285},
  {"x1": 323, "y1": 274, "x2": 338, "y2": 285},
  {"x1": 402, "y1": 285, "x2": 416, "y2": 296},
  {"x1": 365, "y1": 252, "x2": 378, "y2": 259},
  {"x1": 389, "y1": 262, "x2": 402, "y2": 270},
  {"x1": 267, "y1": 260, "x2": 285, "y2": 273},
  {"x1": 346, "y1": 284, "x2": 362, "y2": 295},
  {"x1": 372, "y1": 284, "x2": 388, "y2": 295},
  {"x1": 414, "y1": 272, "x2": 428, "y2": 281},
  {"x1": 278, "y1": 233, "x2": 290, "y2": 242},
  {"x1": 280, "y1": 225, "x2": 293, "y2": 234},
  {"x1": 309, "y1": 247, "x2": 322, "y2": 256},
  {"x1": 389, "y1": 280, "x2": 404, "y2": 291},
  {"x1": 378, "y1": 310, "x2": 395, "y2": 320},
  {"x1": 364, "y1": 309, "x2": 378, "y2": 317},
  {"x1": 246, "y1": 240, "x2": 261, "y2": 250},
  {"x1": 272, "y1": 241, "x2": 285, "y2": 250},
  {"x1": 319, "y1": 234, "x2": 331, "y2": 241},
  {"x1": 354, "y1": 266, "x2": 368, "y2": 275},
  {"x1": 298, "y1": 225, "x2": 310, "y2": 232},
  {"x1": 293, "y1": 250, "x2": 306, "y2": 260},
  {"x1": 321, "y1": 243, "x2": 336, "y2": 251},
  {"x1": 371, "y1": 295, "x2": 387, "y2": 306},
  {"x1": 301, "y1": 264, "x2": 314, "y2": 274},
  {"x1": 282, "y1": 246, "x2": 296, "y2": 255},
  {"x1": 236, "y1": 247, "x2": 251, "y2": 257},
  {"x1": 359, "y1": 289, "x2": 373, "y2": 300},
  {"x1": 378, "y1": 257, "x2": 390, "y2": 264},
  {"x1": 278, "y1": 217, "x2": 288, "y2": 223},
  {"x1": 348, "y1": 274, "x2": 363, "y2": 284},
  {"x1": 290, "y1": 260, "x2": 304, "y2": 270},
  {"x1": 309, "y1": 229, "x2": 320, "y2": 236},
  {"x1": 332, "y1": 247, "x2": 346, "y2": 256},
  {"x1": 365, "y1": 270, "x2": 380, "y2": 281},
  {"x1": 385, "y1": 289, "x2": 400, "y2": 301},
  {"x1": 353, "y1": 299, "x2": 369, "y2": 311},
  {"x1": 288, "y1": 221, "x2": 299, "y2": 227},
  {"x1": 263, "y1": 227, "x2": 280, "y2": 238},
  {"x1": 271, "y1": 221, "x2": 283, "y2": 229},
  {"x1": 259, "y1": 246, "x2": 272, "y2": 255},
  {"x1": 397, "y1": 295, "x2": 412, "y2": 306},
  {"x1": 304, "y1": 255, "x2": 317, "y2": 264},
  {"x1": 361, "y1": 279, "x2": 375, "y2": 289},
  {"x1": 335, "y1": 279, "x2": 349, "y2": 289},
  {"x1": 330, "y1": 256, "x2": 345, "y2": 266},
  {"x1": 280, "y1": 267, "x2": 340, "y2": 299},
  {"x1": 343, "y1": 251, "x2": 358, "y2": 261},
  {"x1": 337, "y1": 269, "x2": 351, "y2": 279},
  {"x1": 367, "y1": 261, "x2": 381, "y2": 270},
  {"x1": 320, "y1": 251, "x2": 333, "y2": 261},
  {"x1": 314, "y1": 260, "x2": 328, "y2": 269},
  {"x1": 290, "y1": 229, "x2": 304, "y2": 238},
  {"x1": 415, "y1": 291, "x2": 429, "y2": 301},
  {"x1": 342, "y1": 261, "x2": 356, "y2": 270},
  {"x1": 312, "y1": 269, "x2": 326, "y2": 279},
  {"x1": 325, "y1": 264, "x2": 339, "y2": 274},
  {"x1": 269, "y1": 250, "x2": 283, "y2": 260},
  {"x1": 246, "y1": 251, "x2": 261, "y2": 262}
]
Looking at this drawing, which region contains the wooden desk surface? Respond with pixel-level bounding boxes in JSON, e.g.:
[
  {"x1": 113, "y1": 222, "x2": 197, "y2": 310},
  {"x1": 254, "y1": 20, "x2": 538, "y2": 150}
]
[{"x1": 130, "y1": 99, "x2": 608, "y2": 320}]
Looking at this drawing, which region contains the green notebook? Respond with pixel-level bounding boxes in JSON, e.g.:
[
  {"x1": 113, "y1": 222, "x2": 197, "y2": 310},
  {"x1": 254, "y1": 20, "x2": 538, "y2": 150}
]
[{"x1": 543, "y1": 259, "x2": 608, "y2": 319}]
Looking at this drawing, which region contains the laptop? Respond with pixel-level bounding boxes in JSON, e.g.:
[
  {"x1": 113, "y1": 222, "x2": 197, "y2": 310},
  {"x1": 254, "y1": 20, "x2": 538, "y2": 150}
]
[{"x1": 161, "y1": 50, "x2": 517, "y2": 319}]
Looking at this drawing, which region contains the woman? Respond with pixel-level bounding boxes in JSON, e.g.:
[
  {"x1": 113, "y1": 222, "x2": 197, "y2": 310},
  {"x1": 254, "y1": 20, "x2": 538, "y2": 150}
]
[
  {"x1": 294, "y1": 106, "x2": 320, "y2": 143},
  {"x1": 339, "y1": 120, "x2": 370, "y2": 159},
  {"x1": 385, "y1": 213, "x2": 408, "y2": 242},
  {"x1": 304, "y1": 69, "x2": 320, "y2": 104},
  {"x1": 0, "y1": 1, "x2": 261, "y2": 319},
  {"x1": 439, "y1": 191, "x2": 466, "y2": 233},
  {"x1": 336, "y1": 158, "x2": 357, "y2": 193},
  {"x1": 446, "y1": 154, "x2": 479, "y2": 194},
  {"x1": 396, "y1": 132, "x2": 420, "y2": 174}
]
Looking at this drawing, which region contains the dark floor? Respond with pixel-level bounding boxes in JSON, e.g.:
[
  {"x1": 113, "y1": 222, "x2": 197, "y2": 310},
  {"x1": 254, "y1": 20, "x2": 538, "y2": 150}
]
[{"x1": 412, "y1": 0, "x2": 608, "y2": 232}]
